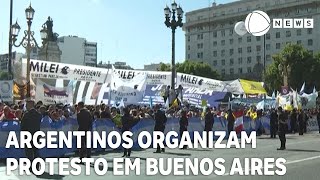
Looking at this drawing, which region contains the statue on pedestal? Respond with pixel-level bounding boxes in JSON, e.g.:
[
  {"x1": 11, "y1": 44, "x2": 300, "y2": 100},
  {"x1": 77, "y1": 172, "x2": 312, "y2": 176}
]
[
  {"x1": 42, "y1": 16, "x2": 59, "y2": 42},
  {"x1": 38, "y1": 16, "x2": 62, "y2": 63}
]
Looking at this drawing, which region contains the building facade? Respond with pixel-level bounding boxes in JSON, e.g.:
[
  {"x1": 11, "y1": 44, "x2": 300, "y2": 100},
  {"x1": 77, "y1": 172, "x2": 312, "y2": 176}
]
[
  {"x1": 97, "y1": 61, "x2": 134, "y2": 70},
  {"x1": 0, "y1": 52, "x2": 24, "y2": 72},
  {"x1": 57, "y1": 36, "x2": 97, "y2": 66},
  {"x1": 144, "y1": 63, "x2": 162, "y2": 71},
  {"x1": 29, "y1": 36, "x2": 98, "y2": 66},
  {"x1": 184, "y1": 0, "x2": 320, "y2": 80}
]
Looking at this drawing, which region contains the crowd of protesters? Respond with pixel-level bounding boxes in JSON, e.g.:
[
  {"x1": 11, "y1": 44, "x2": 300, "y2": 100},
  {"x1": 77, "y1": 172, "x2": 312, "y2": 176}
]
[
  {"x1": 2, "y1": 98, "x2": 320, "y2": 170},
  {"x1": 1, "y1": 101, "x2": 320, "y2": 135}
]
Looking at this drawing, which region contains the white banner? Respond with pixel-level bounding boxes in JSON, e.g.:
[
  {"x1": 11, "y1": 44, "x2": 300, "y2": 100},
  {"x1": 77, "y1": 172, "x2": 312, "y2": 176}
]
[
  {"x1": 110, "y1": 69, "x2": 147, "y2": 104},
  {"x1": 0, "y1": 81, "x2": 13, "y2": 102},
  {"x1": 35, "y1": 79, "x2": 73, "y2": 105},
  {"x1": 223, "y1": 80, "x2": 245, "y2": 94},
  {"x1": 22, "y1": 59, "x2": 108, "y2": 83},
  {"x1": 176, "y1": 73, "x2": 225, "y2": 92},
  {"x1": 105, "y1": 69, "x2": 171, "y2": 85},
  {"x1": 301, "y1": 92, "x2": 318, "y2": 109}
]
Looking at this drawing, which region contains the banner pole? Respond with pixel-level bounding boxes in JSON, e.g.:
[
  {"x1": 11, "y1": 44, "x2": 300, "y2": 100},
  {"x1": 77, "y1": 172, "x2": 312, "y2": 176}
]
[{"x1": 108, "y1": 61, "x2": 111, "y2": 106}]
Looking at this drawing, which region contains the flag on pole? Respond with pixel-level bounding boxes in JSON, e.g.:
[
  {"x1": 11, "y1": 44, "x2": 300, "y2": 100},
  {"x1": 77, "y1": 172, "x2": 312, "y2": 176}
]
[
  {"x1": 271, "y1": 91, "x2": 275, "y2": 99},
  {"x1": 165, "y1": 98, "x2": 170, "y2": 109},
  {"x1": 233, "y1": 110, "x2": 244, "y2": 134},
  {"x1": 119, "y1": 98, "x2": 125, "y2": 108},
  {"x1": 299, "y1": 82, "x2": 305, "y2": 94},
  {"x1": 172, "y1": 99, "x2": 179, "y2": 107}
]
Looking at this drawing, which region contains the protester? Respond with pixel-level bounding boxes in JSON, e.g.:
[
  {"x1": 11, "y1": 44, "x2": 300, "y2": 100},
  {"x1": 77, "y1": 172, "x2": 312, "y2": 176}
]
[
  {"x1": 20, "y1": 99, "x2": 42, "y2": 173},
  {"x1": 277, "y1": 107, "x2": 287, "y2": 150},
  {"x1": 121, "y1": 107, "x2": 134, "y2": 157},
  {"x1": 15, "y1": 109, "x2": 23, "y2": 121},
  {"x1": 153, "y1": 104, "x2": 167, "y2": 153},
  {"x1": 270, "y1": 108, "x2": 278, "y2": 138},
  {"x1": 290, "y1": 109, "x2": 298, "y2": 134},
  {"x1": 1, "y1": 106, "x2": 16, "y2": 120},
  {"x1": 317, "y1": 108, "x2": 320, "y2": 134},
  {"x1": 227, "y1": 109, "x2": 235, "y2": 136},
  {"x1": 179, "y1": 109, "x2": 189, "y2": 149},
  {"x1": 204, "y1": 107, "x2": 214, "y2": 145},
  {"x1": 298, "y1": 110, "x2": 306, "y2": 136},
  {"x1": 77, "y1": 102, "x2": 93, "y2": 161}
]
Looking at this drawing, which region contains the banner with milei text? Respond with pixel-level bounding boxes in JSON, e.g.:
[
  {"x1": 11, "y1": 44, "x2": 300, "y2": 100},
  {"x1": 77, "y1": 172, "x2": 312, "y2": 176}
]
[
  {"x1": 110, "y1": 68, "x2": 147, "y2": 104},
  {"x1": 22, "y1": 59, "x2": 109, "y2": 83},
  {"x1": 106, "y1": 68, "x2": 171, "y2": 85},
  {"x1": 176, "y1": 73, "x2": 226, "y2": 92}
]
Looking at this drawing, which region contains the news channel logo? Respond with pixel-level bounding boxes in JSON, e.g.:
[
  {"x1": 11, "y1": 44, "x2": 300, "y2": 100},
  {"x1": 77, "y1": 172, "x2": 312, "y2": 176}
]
[{"x1": 234, "y1": 10, "x2": 314, "y2": 37}]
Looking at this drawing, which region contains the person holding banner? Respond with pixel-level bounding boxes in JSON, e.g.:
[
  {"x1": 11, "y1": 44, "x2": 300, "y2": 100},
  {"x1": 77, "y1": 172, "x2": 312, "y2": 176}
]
[{"x1": 20, "y1": 99, "x2": 42, "y2": 173}]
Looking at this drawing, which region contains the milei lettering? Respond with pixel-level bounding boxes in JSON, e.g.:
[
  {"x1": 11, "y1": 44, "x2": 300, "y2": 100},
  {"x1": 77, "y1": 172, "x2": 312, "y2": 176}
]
[
  {"x1": 117, "y1": 70, "x2": 135, "y2": 79},
  {"x1": 31, "y1": 61, "x2": 59, "y2": 73},
  {"x1": 180, "y1": 75, "x2": 198, "y2": 84}
]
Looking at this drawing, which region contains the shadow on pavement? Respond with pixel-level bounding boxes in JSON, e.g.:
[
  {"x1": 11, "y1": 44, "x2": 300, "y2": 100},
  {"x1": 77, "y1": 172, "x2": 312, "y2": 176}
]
[
  {"x1": 184, "y1": 149, "x2": 212, "y2": 152},
  {"x1": 286, "y1": 149, "x2": 320, "y2": 153},
  {"x1": 36, "y1": 172, "x2": 65, "y2": 179},
  {"x1": 162, "y1": 152, "x2": 191, "y2": 156},
  {"x1": 128, "y1": 157, "x2": 147, "y2": 161},
  {"x1": 257, "y1": 137, "x2": 278, "y2": 139},
  {"x1": 89, "y1": 163, "x2": 113, "y2": 172}
]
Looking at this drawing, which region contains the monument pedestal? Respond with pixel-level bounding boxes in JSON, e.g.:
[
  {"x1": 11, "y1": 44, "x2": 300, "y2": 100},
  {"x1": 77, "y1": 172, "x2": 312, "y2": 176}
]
[
  {"x1": 38, "y1": 41, "x2": 62, "y2": 63},
  {"x1": 38, "y1": 41, "x2": 62, "y2": 86}
]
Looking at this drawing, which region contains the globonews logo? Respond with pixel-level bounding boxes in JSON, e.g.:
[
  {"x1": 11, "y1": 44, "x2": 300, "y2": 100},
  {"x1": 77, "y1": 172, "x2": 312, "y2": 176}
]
[{"x1": 234, "y1": 10, "x2": 314, "y2": 37}]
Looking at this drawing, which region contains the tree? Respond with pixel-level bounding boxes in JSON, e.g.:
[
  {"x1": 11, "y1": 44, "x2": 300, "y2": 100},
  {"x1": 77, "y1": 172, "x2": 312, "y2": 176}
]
[
  {"x1": 158, "y1": 60, "x2": 220, "y2": 79},
  {"x1": 264, "y1": 43, "x2": 319, "y2": 93}
]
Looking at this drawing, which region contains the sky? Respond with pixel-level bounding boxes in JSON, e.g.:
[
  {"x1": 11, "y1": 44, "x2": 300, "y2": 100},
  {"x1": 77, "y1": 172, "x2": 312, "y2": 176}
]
[{"x1": 0, "y1": 0, "x2": 236, "y2": 69}]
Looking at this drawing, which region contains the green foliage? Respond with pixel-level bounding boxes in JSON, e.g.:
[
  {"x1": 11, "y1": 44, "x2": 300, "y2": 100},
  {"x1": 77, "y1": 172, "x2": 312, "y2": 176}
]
[
  {"x1": 264, "y1": 43, "x2": 320, "y2": 93},
  {"x1": 158, "y1": 60, "x2": 220, "y2": 79}
]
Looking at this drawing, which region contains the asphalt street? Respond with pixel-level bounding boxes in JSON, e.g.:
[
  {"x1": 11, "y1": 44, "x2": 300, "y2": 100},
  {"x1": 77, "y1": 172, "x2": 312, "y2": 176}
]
[{"x1": 1, "y1": 133, "x2": 320, "y2": 180}]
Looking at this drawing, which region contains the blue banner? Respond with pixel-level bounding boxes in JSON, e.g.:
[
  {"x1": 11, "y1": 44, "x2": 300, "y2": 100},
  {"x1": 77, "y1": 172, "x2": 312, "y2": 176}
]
[
  {"x1": 0, "y1": 115, "x2": 318, "y2": 159},
  {"x1": 142, "y1": 84, "x2": 227, "y2": 107}
]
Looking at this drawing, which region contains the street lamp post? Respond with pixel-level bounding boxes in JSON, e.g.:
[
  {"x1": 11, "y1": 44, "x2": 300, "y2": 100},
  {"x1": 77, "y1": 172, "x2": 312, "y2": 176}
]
[
  {"x1": 164, "y1": 1, "x2": 183, "y2": 89},
  {"x1": 10, "y1": 4, "x2": 48, "y2": 98}
]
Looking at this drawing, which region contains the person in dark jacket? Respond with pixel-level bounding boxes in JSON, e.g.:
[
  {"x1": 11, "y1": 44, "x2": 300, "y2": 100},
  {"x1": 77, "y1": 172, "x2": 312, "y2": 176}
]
[
  {"x1": 20, "y1": 99, "x2": 42, "y2": 173},
  {"x1": 227, "y1": 109, "x2": 235, "y2": 136},
  {"x1": 121, "y1": 107, "x2": 136, "y2": 157},
  {"x1": 298, "y1": 110, "x2": 305, "y2": 135},
  {"x1": 204, "y1": 107, "x2": 214, "y2": 146},
  {"x1": 153, "y1": 104, "x2": 167, "y2": 153},
  {"x1": 317, "y1": 108, "x2": 320, "y2": 134},
  {"x1": 277, "y1": 107, "x2": 287, "y2": 150},
  {"x1": 77, "y1": 102, "x2": 93, "y2": 160},
  {"x1": 179, "y1": 110, "x2": 189, "y2": 149},
  {"x1": 270, "y1": 108, "x2": 278, "y2": 138},
  {"x1": 290, "y1": 109, "x2": 298, "y2": 134}
]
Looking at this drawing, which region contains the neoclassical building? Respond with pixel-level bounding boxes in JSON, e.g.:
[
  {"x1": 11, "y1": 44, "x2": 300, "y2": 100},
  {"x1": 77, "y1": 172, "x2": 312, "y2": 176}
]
[{"x1": 184, "y1": 0, "x2": 320, "y2": 80}]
